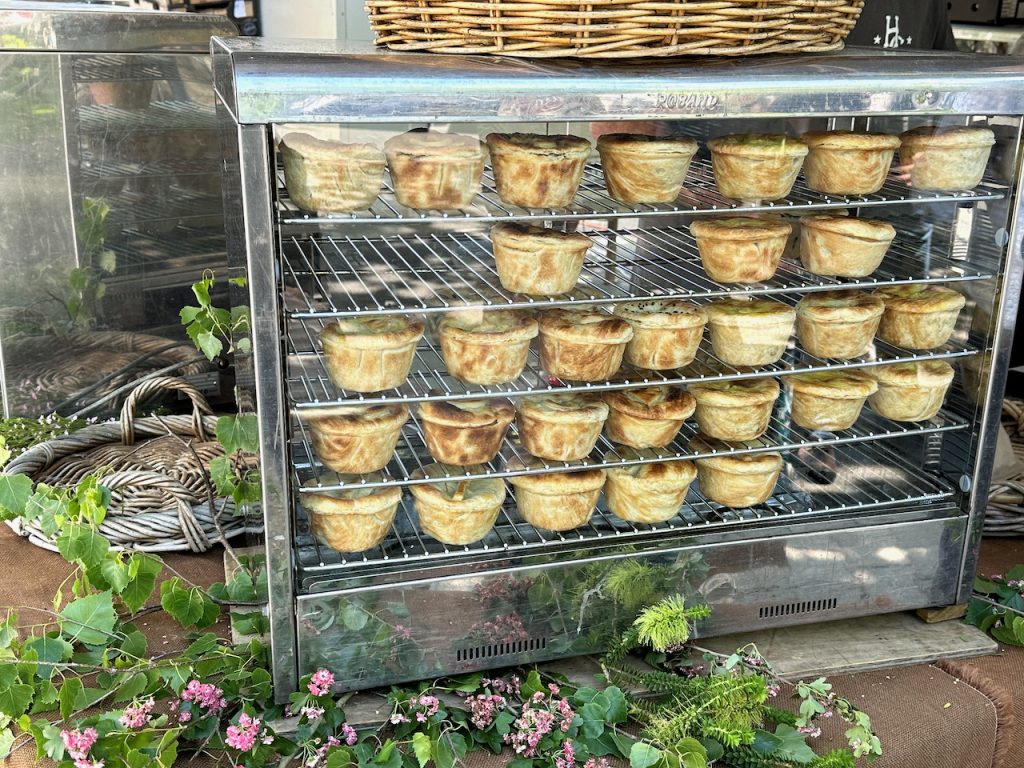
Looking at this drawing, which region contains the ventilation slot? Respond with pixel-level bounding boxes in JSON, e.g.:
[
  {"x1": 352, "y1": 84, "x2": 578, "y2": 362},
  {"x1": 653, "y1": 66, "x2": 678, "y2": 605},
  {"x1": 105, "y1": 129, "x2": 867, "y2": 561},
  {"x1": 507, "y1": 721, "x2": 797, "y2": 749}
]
[
  {"x1": 759, "y1": 597, "x2": 838, "y2": 619},
  {"x1": 455, "y1": 637, "x2": 547, "y2": 662}
]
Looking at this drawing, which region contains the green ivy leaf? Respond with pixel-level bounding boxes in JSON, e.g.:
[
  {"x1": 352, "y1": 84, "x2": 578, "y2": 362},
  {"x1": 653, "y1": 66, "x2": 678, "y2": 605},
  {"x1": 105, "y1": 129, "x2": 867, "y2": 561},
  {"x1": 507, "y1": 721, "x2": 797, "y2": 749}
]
[
  {"x1": 185, "y1": 633, "x2": 220, "y2": 657},
  {"x1": 412, "y1": 732, "x2": 431, "y2": 768},
  {"x1": 342, "y1": 603, "x2": 368, "y2": 631},
  {"x1": 0, "y1": 665, "x2": 32, "y2": 717},
  {"x1": 195, "y1": 331, "x2": 223, "y2": 362},
  {"x1": 630, "y1": 742, "x2": 662, "y2": 768},
  {"x1": 179, "y1": 306, "x2": 202, "y2": 324},
  {"x1": 98, "y1": 556, "x2": 130, "y2": 594},
  {"x1": 30, "y1": 679, "x2": 58, "y2": 713},
  {"x1": 0, "y1": 726, "x2": 14, "y2": 759},
  {"x1": 23, "y1": 636, "x2": 72, "y2": 679},
  {"x1": 216, "y1": 414, "x2": 260, "y2": 455},
  {"x1": 432, "y1": 738, "x2": 455, "y2": 768},
  {"x1": 118, "y1": 627, "x2": 147, "y2": 660},
  {"x1": 121, "y1": 553, "x2": 163, "y2": 614},
  {"x1": 603, "y1": 686, "x2": 628, "y2": 723},
  {"x1": 56, "y1": 524, "x2": 109, "y2": 572},
  {"x1": 0, "y1": 474, "x2": 32, "y2": 518},
  {"x1": 160, "y1": 579, "x2": 217, "y2": 629},
  {"x1": 113, "y1": 672, "x2": 147, "y2": 703},
  {"x1": 521, "y1": 670, "x2": 544, "y2": 700},
  {"x1": 59, "y1": 591, "x2": 115, "y2": 645},
  {"x1": 326, "y1": 748, "x2": 356, "y2": 768},
  {"x1": 58, "y1": 677, "x2": 82, "y2": 721}
]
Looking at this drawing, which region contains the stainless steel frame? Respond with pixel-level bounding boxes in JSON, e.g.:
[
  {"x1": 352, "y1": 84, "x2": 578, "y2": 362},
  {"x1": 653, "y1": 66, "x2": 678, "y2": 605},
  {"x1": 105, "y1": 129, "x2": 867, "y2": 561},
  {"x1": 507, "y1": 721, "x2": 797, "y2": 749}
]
[{"x1": 212, "y1": 38, "x2": 1024, "y2": 700}]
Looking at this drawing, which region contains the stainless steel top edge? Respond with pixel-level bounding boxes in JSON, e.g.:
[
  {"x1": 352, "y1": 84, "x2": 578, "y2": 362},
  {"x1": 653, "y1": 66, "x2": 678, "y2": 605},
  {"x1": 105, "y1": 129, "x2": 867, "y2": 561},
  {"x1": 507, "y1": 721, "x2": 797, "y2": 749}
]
[
  {"x1": 0, "y1": 1, "x2": 237, "y2": 52},
  {"x1": 209, "y1": 39, "x2": 1024, "y2": 124}
]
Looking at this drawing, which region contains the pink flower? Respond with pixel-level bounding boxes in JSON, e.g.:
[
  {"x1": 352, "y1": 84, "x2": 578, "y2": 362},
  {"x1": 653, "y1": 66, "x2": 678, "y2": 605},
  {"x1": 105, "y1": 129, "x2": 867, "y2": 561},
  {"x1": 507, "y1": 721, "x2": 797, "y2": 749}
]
[
  {"x1": 226, "y1": 713, "x2": 263, "y2": 752},
  {"x1": 341, "y1": 724, "x2": 358, "y2": 746},
  {"x1": 178, "y1": 710, "x2": 192, "y2": 723},
  {"x1": 74, "y1": 760, "x2": 104, "y2": 768},
  {"x1": 61, "y1": 728, "x2": 98, "y2": 761},
  {"x1": 555, "y1": 739, "x2": 576, "y2": 768},
  {"x1": 548, "y1": 683, "x2": 561, "y2": 696},
  {"x1": 393, "y1": 624, "x2": 413, "y2": 640},
  {"x1": 307, "y1": 669, "x2": 335, "y2": 697},
  {"x1": 798, "y1": 725, "x2": 822, "y2": 738},
  {"x1": 301, "y1": 705, "x2": 326, "y2": 721},
  {"x1": 119, "y1": 697, "x2": 155, "y2": 729},
  {"x1": 583, "y1": 758, "x2": 611, "y2": 768},
  {"x1": 180, "y1": 680, "x2": 226, "y2": 714}
]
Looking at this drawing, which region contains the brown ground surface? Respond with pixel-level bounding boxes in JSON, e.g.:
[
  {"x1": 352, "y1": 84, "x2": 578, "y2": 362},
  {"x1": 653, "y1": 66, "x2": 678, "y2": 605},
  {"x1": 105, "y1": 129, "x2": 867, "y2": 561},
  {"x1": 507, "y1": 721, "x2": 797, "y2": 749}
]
[{"x1": 0, "y1": 523, "x2": 1021, "y2": 768}]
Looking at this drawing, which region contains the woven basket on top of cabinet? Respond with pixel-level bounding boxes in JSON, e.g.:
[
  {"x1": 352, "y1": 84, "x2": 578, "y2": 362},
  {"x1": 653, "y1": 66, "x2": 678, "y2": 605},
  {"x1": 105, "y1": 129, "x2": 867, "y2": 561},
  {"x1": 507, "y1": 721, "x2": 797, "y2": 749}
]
[{"x1": 366, "y1": 0, "x2": 864, "y2": 58}]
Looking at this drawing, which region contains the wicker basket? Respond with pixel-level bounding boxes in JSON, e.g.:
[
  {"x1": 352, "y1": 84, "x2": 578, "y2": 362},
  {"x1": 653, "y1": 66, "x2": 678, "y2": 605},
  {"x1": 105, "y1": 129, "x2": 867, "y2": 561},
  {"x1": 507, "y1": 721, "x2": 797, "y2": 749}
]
[
  {"x1": 366, "y1": 0, "x2": 864, "y2": 58},
  {"x1": 985, "y1": 398, "x2": 1024, "y2": 537},
  {"x1": 5, "y1": 377, "x2": 261, "y2": 553}
]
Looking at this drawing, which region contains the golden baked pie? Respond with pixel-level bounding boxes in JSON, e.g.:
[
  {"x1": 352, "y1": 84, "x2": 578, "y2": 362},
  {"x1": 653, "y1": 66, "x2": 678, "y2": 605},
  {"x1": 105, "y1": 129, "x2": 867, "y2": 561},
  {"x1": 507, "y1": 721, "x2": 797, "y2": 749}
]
[
  {"x1": 796, "y1": 290, "x2": 885, "y2": 359},
  {"x1": 899, "y1": 126, "x2": 996, "y2": 191},
  {"x1": 799, "y1": 215, "x2": 896, "y2": 277},
  {"x1": 868, "y1": 361, "x2": 955, "y2": 422},
  {"x1": 688, "y1": 377, "x2": 780, "y2": 441},
  {"x1": 705, "y1": 298, "x2": 796, "y2": 367},
  {"x1": 383, "y1": 131, "x2": 485, "y2": 210},
  {"x1": 873, "y1": 285, "x2": 966, "y2": 349},
  {"x1": 596, "y1": 134, "x2": 698, "y2": 204},
  {"x1": 707, "y1": 134, "x2": 809, "y2": 201},
  {"x1": 438, "y1": 309, "x2": 538, "y2": 384},
  {"x1": 303, "y1": 477, "x2": 401, "y2": 553},
  {"x1": 490, "y1": 223, "x2": 592, "y2": 296},
  {"x1": 304, "y1": 403, "x2": 409, "y2": 473},
  {"x1": 692, "y1": 441, "x2": 783, "y2": 508},
  {"x1": 786, "y1": 370, "x2": 878, "y2": 431},
  {"x1": 417, "y1": 399, "x2": 515, "y2": 465},
  {"x1": 690, "y1": 217, "x2": 792, "y2": 284},
  {"x1": 279, "y1": 132, "x2": 385, "y2": 214},
  {"x1": 508, "y1": 467, "x2": 606, "y2": 531},
  {"x1": 603, "y1": 453, "x2": 695, "y2": 523},
  {"x1": 602, "y1": 386, "x2": 695, "y2": 448},
  {"x1": 800, "y1": 131, "x2": 901, "y2": 195},
  {"x1": 961, "y1": 351, "x2": 991, "y2": 406},
  {"x1": 409, "y1": 466, "x2": 506, "y2": 545},
  {"x1": 517, "y1": 392, "x2": 608, "y2": 461},
  {"x1": 486, "y1": 133, "x2": 592, "y2": 208},
  {"x1": 537, "y1": 308, "x2": 633, "y2": 381},
  {"x1": 320, "y1": 316, "x2": 424, "y2": 392},
  {"x1": 612, "y1": 300, "x2": 708, "y2": 370}
]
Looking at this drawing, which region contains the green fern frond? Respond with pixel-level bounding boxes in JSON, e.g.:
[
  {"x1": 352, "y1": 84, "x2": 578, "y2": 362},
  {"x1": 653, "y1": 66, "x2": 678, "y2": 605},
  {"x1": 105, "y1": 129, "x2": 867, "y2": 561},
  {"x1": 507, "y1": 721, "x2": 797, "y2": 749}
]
[
  {"x1": 720, "y1": 746, "x2": 781, "y2": 768},
  {"x1": 643, "y1": 708, "x2": 700, "y2": 746},
  {"x1": 700, "y1": 722, "x2": 755, "y2": 749},
  {"x1": 633, "y1": 595, "x2": 709, "y2": 651},
  {"x1": 763, "y1": 705, "x2": 799, "y2": 727},
  {"x1": 604, "y1": 560, "x2": 660, "y2": 612},
  {"x1": 603, "y1": 626, "x2": 641, "y2": 666},
  {"x1": 809, "y1": 749, "x2": 856, "y2": 768}
]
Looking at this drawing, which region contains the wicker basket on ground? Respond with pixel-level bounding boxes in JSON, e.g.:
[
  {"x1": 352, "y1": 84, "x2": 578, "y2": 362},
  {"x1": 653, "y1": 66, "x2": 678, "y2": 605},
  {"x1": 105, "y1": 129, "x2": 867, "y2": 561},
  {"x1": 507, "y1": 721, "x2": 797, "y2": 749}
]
[
  {"x1": 366, "y1": 0, "x2": 864, "y2": 58},
  {"x1": 985, "y1": 398, "x2": 1024, "y2": 537},
  {"x1": 4, "y1": 377, "x2": 261, "y2": 552}
]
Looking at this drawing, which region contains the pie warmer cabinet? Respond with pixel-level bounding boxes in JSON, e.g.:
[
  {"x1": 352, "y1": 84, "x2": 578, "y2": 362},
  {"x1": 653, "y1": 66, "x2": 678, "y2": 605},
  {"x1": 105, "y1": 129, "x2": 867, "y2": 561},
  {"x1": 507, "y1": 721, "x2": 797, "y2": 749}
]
[{"x1": 212, "y1": 38, "x2": 1024, "y2": 699}]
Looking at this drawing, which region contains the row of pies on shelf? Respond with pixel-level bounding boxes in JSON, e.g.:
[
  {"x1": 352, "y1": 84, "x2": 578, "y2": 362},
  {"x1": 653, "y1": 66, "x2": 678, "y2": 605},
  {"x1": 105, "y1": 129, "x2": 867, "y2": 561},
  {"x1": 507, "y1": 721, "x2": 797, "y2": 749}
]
[
  {"x1": 319, "y1": 287, "x2": 967, "y2": 393},
  {"x1": 280, "y1": 126, "x2": 996, "y2": 214},
  {"x1": 303, "y1": 362, "x2": 956, "y2": 481},
  {"x1": 304, "y1": 451, "x2": 784, "y2": 554}
]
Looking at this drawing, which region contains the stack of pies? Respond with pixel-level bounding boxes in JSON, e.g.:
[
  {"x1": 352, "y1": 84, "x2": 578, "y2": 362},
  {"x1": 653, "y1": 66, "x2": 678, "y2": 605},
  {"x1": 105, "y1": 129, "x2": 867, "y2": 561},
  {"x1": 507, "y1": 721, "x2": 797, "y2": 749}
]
[
  {"x1": 868, "y1": 361, "x2": 955, "y2": 421},
  {"x1": 796, "y1": 290, "x2": 885, "y2": 359},
  {"x1": 705, "y1": 299, "x2": 796, "y2": 367},
  {"x1": 604, "y1": 453, "x2": 695, "y2": 524},
  {"x1": 409, "y1": 467, "x2": 506, "y2": 545},
  {"x1": 305, "y1": 404, "x2": 409, "y2": 473},
  {"x1": 490, "y1": 223, "x2": 592, "y2": 296},
  {"x1": 873, "y1": 285, "x2": 966, "y2": 349},
  {"x1": 799, "y1": 215, "x2": 896, "y2": 277},
  {"x1": 899, "y1": 126, "x2": 995, "y2": 191},
  {"x1": 612, "y1": 300, "x2": 707, "y2": 370},
  {"x1": 517, "y1": 393, "x2": 608, "y2": 461},
  {"x1": 602, "y1": 386, "x2": 695, "y2": 448},
  {"x1": 383, "y1": 131, "x2": 485, "y2": 210},
  {"x1": 800, "y1": 131, "x2": 901, "y2": 195},
  {"x1": 537, "y1": 308, "x2": 633, "y2": 381},
  {"x1": 486, "y1": 133, "x2": 592, "y2": 208},
  {"x1": 279, "y1": 132, "x2": 385, "y2": 213},
  {"x1": 320, "y1": 316, "x2": 424, "y2": 392},
  {"x1": 509, "y1": 467, "x2": 606, "y2": 531},
  {"x1": 692, "y1": 440, "x2": 783, "y2": 508},
  {"x1": 690, "y1": 217, "x2": 792, "y2": 284},
  {"x1": 303, "y1": 478, "x2": 401, "y2": 553},
  {"x1": 438, "y1": 309, "x2": 538, "y2": 384},
  {"x1": 596, "y1": 134, "x2": 698, "y2": 204},
  {"x1": 786, "y1": 370, "x2": 878, "y2": 432},
  {"x1": 688, "y1": 378, "x2": 780, "y2": 441},
  {"x1": 707, "y1": 134, "x2": 808, "y2": 201},
  {"x1": 418, "y1": 399, "x2": 515, "y2": 465}
]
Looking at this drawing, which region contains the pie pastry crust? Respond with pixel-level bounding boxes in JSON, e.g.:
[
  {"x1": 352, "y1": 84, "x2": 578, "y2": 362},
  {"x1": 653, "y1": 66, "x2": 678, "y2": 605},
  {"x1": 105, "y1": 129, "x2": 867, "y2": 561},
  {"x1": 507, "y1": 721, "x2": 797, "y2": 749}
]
[
  {"x1": 868, "y1": 361, "x2": 955, "y2": 421},
  {"x1": 596, "y1": 134, "x2": 698, "y2": 204},
  {"x1": 800, "y1": 131, "x2": 901, "y2": 195},
  {"x1": 279, "y1": 132, "x2": 385, "y2": 214},
  {"x1": 409, "y1": 467, "x2": 506, "y2": 545},
  {"x1": 705, "y1": 299, "x2": 796, "y2": 367},
  {"x1": 537, "y1": 308, "x2": 633, "y2": 381},
  {"x1": 799, "y1": 215, "x2": 896, "y2": 277},
  {"x1": 320, "y1": 316, "x2": 424, "y2": 392},
  {"x1": 418, "y1": 399, "x2": 515, "y2": 465},
  {"x1": 438, "y1": 309, "x2": 538, "y2": 384},
  {"x1": 707, "y1": 134, "x2": 809, "y2": 201},
  {"x1": 509, "y1": 467, "x2": 606, "y2": 531},
  {"x1": 693, "y1": 443, "x2": 783, "y2": 508},
  {"x1": 490, "y1": 223, "x2": 592, "y2": 296},
  {"x1": 899, "y1": 126, "x2": 996, "y2": 191},
  {"x1": 873, "y1": 285, "x2": 966, "y2": 349},
  {"x1": 796, "y1": 290, "x2": 885, "y2": 359},
  {"x1": 602, "y1": 386, "x2": 696, "y2": 448},
  {"x1": 612, "y1": 300, "x2": 708, "y2": 370},
  {"x1": 383, "y1": 131, "x2": 485, "y2": 210},
  {"x1": 604, "y1": 453, "x2": 696, "y2": 523},
  {"x1": 688, "y1": 377, "x2": 780, "y2": 441},
  {"x1": 303, "y1": 478, "x2": 401, "y2": 553},
  {"x1": 786, "y1": 370, "x2": 878, "y2": 431},
  {"x1": 517, "y1": 393, "x2": 609, "y2": 461},
  {"x1": 690, "y1": 217, "x2": 792, "y2": 284},
  {"x1": 486, "y1": 133, "x2": 592, "y2": 208},
  {"x1": 304, "y1": 403, "x2": 409, "y2": 473}
]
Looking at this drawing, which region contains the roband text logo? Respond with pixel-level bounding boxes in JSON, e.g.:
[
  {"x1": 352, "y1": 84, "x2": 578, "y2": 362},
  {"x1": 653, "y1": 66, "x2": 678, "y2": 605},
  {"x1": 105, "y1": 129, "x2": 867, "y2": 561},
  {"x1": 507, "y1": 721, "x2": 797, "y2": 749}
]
[{"x1": 655, "y1": 93, "x2": 720, "y2": 112}]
